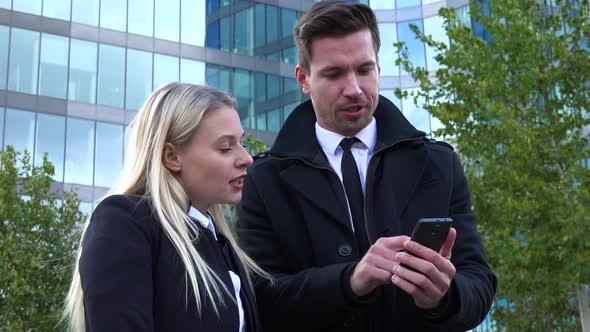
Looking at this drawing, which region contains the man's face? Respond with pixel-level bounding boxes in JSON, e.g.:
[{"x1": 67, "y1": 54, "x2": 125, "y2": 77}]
[{"x1": 296, "y1": 29, "x2": 380, "y2": 137}]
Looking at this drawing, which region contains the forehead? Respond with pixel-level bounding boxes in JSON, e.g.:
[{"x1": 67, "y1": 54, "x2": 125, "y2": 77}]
[
  {"x1": 194, "y1": 106, "x2": 242, "y2": 139},
  {"x1": 308, "y1": 30, "x2": 377, "y2": 69}
]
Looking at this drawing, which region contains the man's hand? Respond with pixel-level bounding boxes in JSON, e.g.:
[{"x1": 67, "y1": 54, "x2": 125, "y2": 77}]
[
  {"x1": 349, "y1": 236, "x2": 409, "y2": 297},
  {"x1": 391, "y1": 227, "x2": 457, "y2": 309}
]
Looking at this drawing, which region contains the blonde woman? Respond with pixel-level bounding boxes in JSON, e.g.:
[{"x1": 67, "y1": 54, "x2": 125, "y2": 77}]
[{"x1": 63, "y1": 83, "x2": 268, "y2": 332}]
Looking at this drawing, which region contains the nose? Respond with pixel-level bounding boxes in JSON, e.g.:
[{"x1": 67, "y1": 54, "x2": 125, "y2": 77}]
[
  {"x1": 237, "y1": 146, "x2": 254, "y2": 169},
  {"x1": 342, "y1": 73, "x2": 362, "y2": 98}
]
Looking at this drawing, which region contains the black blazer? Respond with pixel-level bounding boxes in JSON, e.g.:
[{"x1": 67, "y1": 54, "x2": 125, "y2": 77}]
[{"x1": 79, "y1": 195, "x2": 261, "y2": 332}]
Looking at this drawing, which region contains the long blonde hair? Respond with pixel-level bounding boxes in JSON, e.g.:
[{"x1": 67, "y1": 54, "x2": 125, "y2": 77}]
[{"x1": 63, "y1": 83, "x2": 270, "y2": 332}]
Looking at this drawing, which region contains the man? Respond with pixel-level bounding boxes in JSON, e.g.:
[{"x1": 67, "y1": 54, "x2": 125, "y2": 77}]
[{"x1": 237, "y1": 1, "x2": 496, "y2": 331}]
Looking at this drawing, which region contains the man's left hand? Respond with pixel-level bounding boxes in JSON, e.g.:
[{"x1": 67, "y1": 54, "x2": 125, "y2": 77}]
[{"x1": 390, "y1": 227, "x2": 457, "y2": 309}]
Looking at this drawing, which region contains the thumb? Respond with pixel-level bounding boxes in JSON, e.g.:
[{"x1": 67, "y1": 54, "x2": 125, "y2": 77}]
[{"x1": 439, "y1": 227, "x2": 456, "y2": 260}]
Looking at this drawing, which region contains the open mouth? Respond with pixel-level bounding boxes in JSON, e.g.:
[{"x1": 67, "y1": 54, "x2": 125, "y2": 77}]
[{"x1": 230, "y1": 177, "x2": 244, "y2": 185}]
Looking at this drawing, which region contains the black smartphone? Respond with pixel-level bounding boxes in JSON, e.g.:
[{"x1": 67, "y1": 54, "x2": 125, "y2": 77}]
[{"x1": 400, "y1": 218, "x2": 454, "y2": 272}]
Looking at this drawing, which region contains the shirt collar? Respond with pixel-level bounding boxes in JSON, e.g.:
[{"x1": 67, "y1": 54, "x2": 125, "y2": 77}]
[
  {"x1": 315, "y1": 117, "x2": 377, "y2": 156},
  {"x1": 188, "y1": 206, "x2": 216, "y2": 238}
]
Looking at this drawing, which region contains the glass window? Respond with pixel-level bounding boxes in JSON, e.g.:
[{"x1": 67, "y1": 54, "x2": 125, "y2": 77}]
[
  {"x1": 267, "y1": 75, "x2": 281, "y2": 99},
  {"x1": 154, "y1": 54, "x2": 179, "y2": 89},
  {"x1": 378, "y1": 23, "x2": 398, "y2": 76},
  {"x1": 283, "y1": 77, "x2": 299, "y2": 94},
  {"x1": 254, "y1": 4, "x2": 266, "y2": 48},
  {"x1": 64, "y1": 117, "x2": 94, "y2": 185},
  {"x1": 39, "y1": 33, "x2": 69, "y2": 99},
  {"x1": 206, "y1": 22, "x2": 219, "y2": 49},
  {"x1": 397, "y1": 20, "x2": 425, "y2": 75},
  {"x1": 4, "y1": 109, "x2": 35, "y2": 155},
  {"x1": 128, "y1": 0, "x2": 154, "y2": 37},
  {"x1": 281, "y1": 8, "x2": 297, "y2": 39},
  {"x1": 72, "y1": 0, "x2": 99, "y2": 26},
  {"x1": 266, "y1": 51, "x2": 280, "y2": 62},
  {"x1": 234, "y1": 8, "x2": 253, "y2": 55},
  {"x1": 100, "y1": 0, "x2": 127, "y2": 32},
  {"x1": 424, "y1": 16, "x2": 448, "y2": 71},
  {"x1": 181, "y1": 0, "x2": 206, "y2": 46},
  {"x1": 180, "y1": 58, "x2": 205, "y2": 85},
  {"x1": 69, "y1": 39, "x2": 97, "y2": 104},
  {"x1": 13, "y1": 0, "x2": 42, "y2": 15},
  {"x1": 78, "y1": 201, "x2": 93, "y2": 217},
  {"x1": 0, "y1": 0, "x2": 10, "y2": 9},
  {"x1": 94, "y1": 122, "x2": 123, "y2": 188},
  {"x1": 233, "y1": 69, "x2": 252, "y2": 127},
  {"x1": 254, "y1": 73, "x2": 266, "y2": 102},
  {"x1": 35, "y1": 113, "x2": 65, "y2": 181},
  {"x1": 370, "y1": 0, "x2": 395, "y2": 9},
  {"x1": 8, "y1": 28, "x2": 40, "y2": 95},
  {"x1": 155, "y1": 0, "x2": 180, "y2": 42},
  {"x1": 456, "y1": 6, "x2": 471, "y2": 28},
  {"x1": 282, "y1": 47, "x2": 297, "y2": 64},
  {"x1": 282, "y1": 101, "x2": 299, "y2": 122},
  {"x1": 379, "y1": 89, "x2": 402, "y2": 111},
  {"x1": 126, "y1": 49, "x2": 153, "y2": 110},
  {"x1": 0, "y1": 108, "x2": 3, "y2": 149},
  {"x1": 97, "y1": 44, "x2": 125, "y2": 108},
  {"x1": 206, "y1": 63, "x2": 230, "y2": 93},
  {"x1": 43, "y1": 0, "x2": 71, "y2": 21},
  {"x1": 396, "y1": 0, "x2": 420, "y2": 7},
  {"x1": 401, "y1": 89, "x2": 430, "y2": 134},
  {"x1": 0, "y1": 26, "x2": 9, "y2": 90},
  {"x1": 219, "y1": 15, "x2": 232, "y2": 52},
  {"x1": 267, "y1": 108, "x2": 281, "y2": 132},
  {"x1": 256, "y1": 112, "x2": 266, "y2": 131},
  {"x1": 266, "y1": 6, "x2": 278, "y2": 44}
]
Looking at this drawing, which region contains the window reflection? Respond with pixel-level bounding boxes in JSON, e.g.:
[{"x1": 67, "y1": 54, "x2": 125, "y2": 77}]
[
  {"x1": 234, "y1": 69, "x2": 252, "y2": 128},
  {"x1": 69, "y1": 39, "x2": 97, "y2": 104},
  {"x1": 281, "y1": 8, "x2": 297, "y2": 39},
  {"x1": 370, "y1": 0, "x2": 395, "y2": 9},
  {"x1": 0, "y1": 26, "x2": 8, "y2": 90},
  {"x1": 8, "y1": 28, "x2": 40, "y2": 94},
  {"x1": 128, "y1": 0, "x2": 154, "y2": 37},
  {"x1": 4, "y1": 108, "x2": 35, "y2": 155},
  {"x1": 126, "y1": 49, "x2": 153, "y2": 110},
  {"x1": 155, "y1": 0, "x2": 180, "y2": 42},
  {"x1": 378, "y1": 23, "x2": 398, "y2": 76},
  {"x1": 65, "y1": 117, "x2": 94, "y2": 185},
  {"x1": 13, "y1": 0, "x2": 42, "y2": 15},
  {"x1": 181, "y1": 0, "x2": 206, "y2": 46},
  {"x1": 401, "y1": 89, "x2": 431, "y2": 134},
  {"x1": 234, "y1": 8, "x2": 253, "y2": 55},
  {"x1": 154, "y1": 54, "x2": 179, "y2": 89},
  {"x1": 256, "y1": 112, "x2": 266, "y2": 131},
  {"x1": 72, "y1": 0, "x2": 99, "y2": 26},
  {"x1": 100, "y1": 0, "x2": 127, "y2": 32},
  {"x1": 396, "y1": 0, "x2": 421, "y2": 7},
  {"x1": 42, "y1": 0, "x2": 71, "y2": 21},
  {"x1": 397, "y1": 20, "x2": 425, "y2": 75},
  {"x1": 424, "y1": 15, "x2": 448, "y2": 71},
  {"x1": 97, "y1": 44, "x2": 125, "y2": 108},
  {"x1": 180, "y1": 58, "x2": 205, "y2": 85},
  {"x1": 0, "y1": 0, "x2": 10, "y2": 9},
  {"x1": 267, "y1": 108, "x2": 281, "y2": 133},
  {"x1": 35, "y1": 113, "x2": 65, "y2": 181},
  {"x1": 94, "y1": 122, "x2": 123, "y2": 188},
  {"x1": 39, "y1": 33, "x2": 69, "y2": 99}
]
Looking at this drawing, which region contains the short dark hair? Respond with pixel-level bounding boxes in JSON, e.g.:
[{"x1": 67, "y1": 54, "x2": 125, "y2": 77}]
[{"x1": 295, "y1": 0, "x2": 380, "y2": 71}]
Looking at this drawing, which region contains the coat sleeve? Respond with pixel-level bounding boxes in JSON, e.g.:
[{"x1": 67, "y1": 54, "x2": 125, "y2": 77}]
[
  {"x1": 425, "y1": 152, "x2": 497, "y2": 330},
  {"x1": 79, "y1": 196, "x2": 155, "y2": 332},
  {"x1": 237, "y1": 171, "x2": 374, "y2": 331}
]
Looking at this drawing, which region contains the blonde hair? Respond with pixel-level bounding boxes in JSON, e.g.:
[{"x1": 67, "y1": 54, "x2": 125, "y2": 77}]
[{"x1": 63, "y1": 83, "x2": 270, "y2": 332}]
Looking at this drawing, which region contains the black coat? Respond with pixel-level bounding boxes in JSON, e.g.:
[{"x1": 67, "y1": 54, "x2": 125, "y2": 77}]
[
  {"x1": 236, "y1": 96, "x2": 496, "y2": 332},
  {"x1": 79, "y1": 195, "x2": 261, "y2": 332}
]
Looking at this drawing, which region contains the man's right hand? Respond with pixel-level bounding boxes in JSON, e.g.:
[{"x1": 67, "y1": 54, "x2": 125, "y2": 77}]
[{"x1": 349, "y1": 236, "x2": 410, "y2": 297}]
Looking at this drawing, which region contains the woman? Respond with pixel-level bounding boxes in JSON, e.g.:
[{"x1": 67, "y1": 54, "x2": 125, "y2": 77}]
[{"x1": 63, "y1": 83, "x2": 269, "y2": 331}]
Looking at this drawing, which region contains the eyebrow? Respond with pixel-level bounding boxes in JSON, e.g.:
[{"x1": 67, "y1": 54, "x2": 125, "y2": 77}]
[
  {"x1": 214, "y1": 133, "x2": 246, "y2": 144},
  {"x1": 318, "y1": 61, "x2": 376, "y2": 74}
]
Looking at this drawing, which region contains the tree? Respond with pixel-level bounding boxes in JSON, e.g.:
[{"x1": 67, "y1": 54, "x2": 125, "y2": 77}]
[
  {"x1": 395, "y1": 0, "x2": 590, "y2": 330},
  {"x1": 0, "y1": 146, "x2": 85, "y2": 330}
]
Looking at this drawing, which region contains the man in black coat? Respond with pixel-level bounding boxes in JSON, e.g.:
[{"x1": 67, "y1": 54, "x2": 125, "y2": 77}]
[{"x1": 237, "y1": 1, "x2": 496, "y2": 331}]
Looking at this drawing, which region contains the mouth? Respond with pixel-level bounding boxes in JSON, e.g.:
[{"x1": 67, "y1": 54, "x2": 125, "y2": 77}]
[{"x1": 229, "y1": 174, "x2": 246, "y2": 189}]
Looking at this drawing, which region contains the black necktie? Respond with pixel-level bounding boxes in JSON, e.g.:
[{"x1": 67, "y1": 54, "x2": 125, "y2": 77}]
[{"x1": 340, "y1": 137, "x2": 369, "y2": 253}]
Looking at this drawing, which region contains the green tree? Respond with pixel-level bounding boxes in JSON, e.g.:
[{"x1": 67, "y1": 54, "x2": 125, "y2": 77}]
[
  {"x1": 395, "y1": 0, "x2": 590, "y2": 330},
  {"x1": 0, "y1": 146, "x2": 85, "y2": 330}
]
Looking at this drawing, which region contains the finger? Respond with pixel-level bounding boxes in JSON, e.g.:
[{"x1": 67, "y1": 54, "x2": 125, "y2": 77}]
[
  {"x1": 375, "y1": 235, "x2": 411, "y2": 252},
  {"x1": 369, "y1": 241, "x2": 401, "y2": 263},
  {"x1": 439, "y1": 227, "x2": 456, "y2": 260},
  {"x1": 394, "y1": 252, "x2": 454, "y2": 292},
  {"x1": 392, "y1": 265, "x2": 447, "y2": 307},
  {"x1": 403, "y1": 240, "x2": 455, "y2": 277}
]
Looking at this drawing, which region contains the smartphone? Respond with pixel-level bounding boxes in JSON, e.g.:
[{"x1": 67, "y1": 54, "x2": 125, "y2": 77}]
[{"x1": 400, "y1": 218, "x2": 454, "y2": 272}]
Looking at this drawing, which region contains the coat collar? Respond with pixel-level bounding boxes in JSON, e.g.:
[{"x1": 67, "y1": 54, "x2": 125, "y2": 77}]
[{"x1": 269, "y1": 95, "x2": 426, "y2": 163}]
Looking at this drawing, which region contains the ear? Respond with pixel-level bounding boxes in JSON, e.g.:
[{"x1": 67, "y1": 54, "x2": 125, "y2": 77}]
[
  {"x1": 295, "y1": 64, "x2": 311, "y2": 95},
  {"x1": 162, "y1": 142, "x2": 183, "y2": 173}
]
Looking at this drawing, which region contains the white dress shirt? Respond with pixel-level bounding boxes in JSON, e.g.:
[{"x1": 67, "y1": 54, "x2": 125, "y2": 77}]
[
  {"x1": 188, "y1": 206, "x2": 245, "y2": 332},
  {"x1": 315, "y1": 117, "x2": 377, "y2": 231}
]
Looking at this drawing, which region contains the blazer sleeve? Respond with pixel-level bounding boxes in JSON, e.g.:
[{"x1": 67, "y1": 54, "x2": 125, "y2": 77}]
[
  {"x1": 425, "y1": 152, "x2": 497, "y2": 330},
  {"x1": 237, "y1": 172, "x2": 371, "y2": 331},
  {"x1": 79, "y1": 195, "x2": 155, "y2": 332}
]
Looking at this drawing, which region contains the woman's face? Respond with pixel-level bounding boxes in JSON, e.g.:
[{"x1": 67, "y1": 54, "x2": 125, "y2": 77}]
[{"x1": 175, "y1": 106, "x2": 253, "y2": 213}]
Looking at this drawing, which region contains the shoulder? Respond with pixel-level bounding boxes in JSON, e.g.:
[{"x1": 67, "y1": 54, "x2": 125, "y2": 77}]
[
  {"x1": 88, "y1": 195, "x2": 158, "y2": 240},
  {"x1": 422, "y1": 138, "x2": 456, "y2": 155}
]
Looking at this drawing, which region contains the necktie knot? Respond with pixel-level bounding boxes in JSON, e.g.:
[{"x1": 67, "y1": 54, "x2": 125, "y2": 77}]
[{"x1": 340, "y1": 137, "x2": 359, "y2": 152}]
